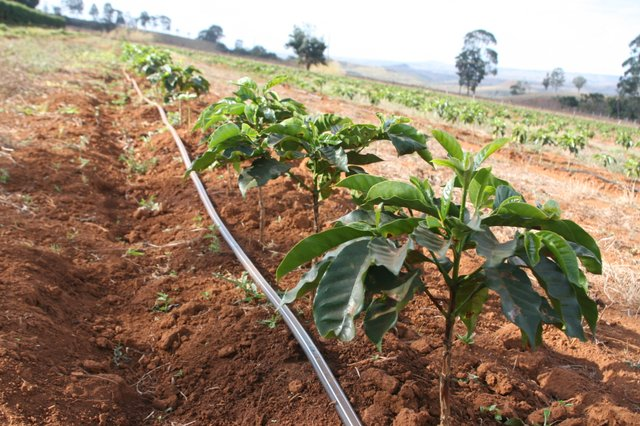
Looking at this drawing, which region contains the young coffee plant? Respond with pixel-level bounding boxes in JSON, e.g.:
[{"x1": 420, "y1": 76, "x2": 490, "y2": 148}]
[{"x1": 277, "y1": 130, "x2": 601, "y2": 425}]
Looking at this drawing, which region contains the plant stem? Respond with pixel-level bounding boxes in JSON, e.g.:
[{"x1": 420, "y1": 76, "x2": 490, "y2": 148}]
[
  {"x1": 312, "y1": 186, "x2": 320, "y2": 233},
  {"x1": 258, "y1": 186, "x2": 264, "y2": 244},
  {"x1": 439, "y1": 292, "x2": 456, "y2": 426}
]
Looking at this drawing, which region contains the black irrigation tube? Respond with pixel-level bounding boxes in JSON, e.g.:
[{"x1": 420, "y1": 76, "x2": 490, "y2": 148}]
[{"x1": 123, "y1": 71, "x2": 362, "y2": 426}]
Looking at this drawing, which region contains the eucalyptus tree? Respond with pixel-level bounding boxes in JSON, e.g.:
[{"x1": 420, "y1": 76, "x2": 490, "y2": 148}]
[{"x1": 455, "y1": 29, "x2": 498, "y2": 95}]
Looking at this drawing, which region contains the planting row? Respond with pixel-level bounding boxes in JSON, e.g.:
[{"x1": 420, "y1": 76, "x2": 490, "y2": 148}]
[{"x1": 124, "y1": 44, "x2": 603, "y2": 425}]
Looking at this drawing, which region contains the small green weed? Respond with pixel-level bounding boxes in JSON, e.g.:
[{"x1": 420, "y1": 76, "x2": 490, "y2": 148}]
[
  {"x1": 259, "y1": 312, "x2": 281, "y2": 329},
  {"x1": 204, "y1": 225, "x2": 220, "y2": 253},
  {"x1": 138, "y1": 195, "x2": 160, "y2": 211},
  {"x1": 213, "y1": 271, "x2": 264, "y2": 303},
  {"x1": 125, "y1": 248, "x2": 145, "y2": 257},
  {"x1": 152, "y1": 292, "x2": 174, "y2": 313},
  {"x1": 57, "y1": 104, "x2": 80, "y2": 115},
  {"x1": 112, "y1": 343, "x2": 130, "y2": 366},
  {"x1": 119, "y1": 147, "x2": 158, "y2": 175},
  {"x1": 78, "y1": 157, "x2": 90, "y2": 168},
  {"x1": 167, "y1": 111, "x2": 181, "y2": 126},
  {"x1": 479, "y1": 404, "x2": 524, "y2": 425},
  {"x1": 49, "y1": 243, "x2": 61, "y2": 254},
  {"x1": 0, "y1": 168, "x2": 9, "y2": 184}
]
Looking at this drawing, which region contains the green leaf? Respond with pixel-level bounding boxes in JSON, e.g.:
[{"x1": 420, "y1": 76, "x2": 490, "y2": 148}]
[
  {"x1": 314, "y1": 114, "x2": 353, "y2": 134},
  {"x1": 319, "y1": 146, "x2": 349, "y2": 172},
  {"x1": 377, "y1": 218, "x2": 423, "y2": 237},
  {"x1": 364, "y1": 299, "x2": 397, "y2": 351},
  {"x1": 455, "y1": 284, "x2": 488, "y2": 339},
  {"x1": 346, "y1": 151, "x2": 384, "y2": 165},
  {"x1": 187, "y1": 151, "x2": 218, "y2": 173},
  {"x1": 432, "y1": 158, "x2": 465, "y2": 175},
  {"x1": 523, "y1": 232, "x2": 542, "y2": 266},
  {"x1": 364, "y1": 271, "x2": 423, "y2": 350},
  {"x1": 264, "y1": 75, "x2": 289, "y2": 91},
  {"x1": 468, "y1": 168, "x2": 492, "y2": 209},
  {"x1": 281, "y1": 258, "x2": 331, "y2": 304},
  {"x1": 365, "y1": 181, "x2": 434, "y2": 214},
  {"x1": 497, "y1": 202, "x2": 549, "y2": 219},
  {"x1": 386, "y1": 123, "x2": 427, "y2": 155},
  {"x1": 530, "y1": 257, "x2": 588, "y2": 340},
  {"x1": 432, "y1": 130, "x2": 464, "y2": 160},
  {"x1": 413, "y1": 223, "x2": 450, "y2": 259},
  {"x1": 276, "y1": 227, "x2": 374, "y2": 280},
  {"x1": 473, "y1": 138, "x2": 508, "y2": 169},
  {"x1": 208, "y1": 123, "x2": 241, "y2": 148},
  {"x1": 439, "y1": 177, "x2": 456, "y2": 220},
  {"x1": 314, "y1": 239, "x2": 372, "y2": 340},
  {"x1": 537, "y1": 231, "x2": 581, "y2": 290},
  {"x1": 339, "y1": 124, "x2": 380, "y2": 147},
  {"x1": 493, "y1": 185, "x2": 523, "y2": 210},
  {"x1": 485, "y1": 264, "x2": 545, "y2": 347},
  {"x1": 337, "y1": 174, "x2": 386, "y2": 195},
  {"x1": 238, "y1": 157, "x2": 291, "y2": 196},
  {"x1": 471, "y1": 230, "x2": 517, "y2": 268},
  {"x1": 369, "y1": 238, "x2": 409, "y2": 275},
  {"x1": 542, "y1": 221, "x2": 602, "y2": 274}
]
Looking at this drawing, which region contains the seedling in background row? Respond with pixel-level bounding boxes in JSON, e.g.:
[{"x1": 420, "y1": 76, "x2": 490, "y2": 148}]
[
  {"x1": 204, "y1": 225, "x2": 221, "y2": 253},
  {"x1": 278, "y1": 130, "x2": 601, "y2": 425}
]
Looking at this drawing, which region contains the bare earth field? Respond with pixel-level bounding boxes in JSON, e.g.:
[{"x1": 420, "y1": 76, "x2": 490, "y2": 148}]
[{"x1": 1, "y1": 28, "x2": 639, "y2": 425}]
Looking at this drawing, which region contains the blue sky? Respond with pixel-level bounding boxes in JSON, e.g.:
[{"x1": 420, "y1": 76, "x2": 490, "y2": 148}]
[{"x1": 41, "y1": 0, "x2": 640, "y2": 76}]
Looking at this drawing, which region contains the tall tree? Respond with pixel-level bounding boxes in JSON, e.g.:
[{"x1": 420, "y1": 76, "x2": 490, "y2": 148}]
[
  {"x1": 455, "y1": 29, "x2": 498, "y2": 95},
  {"x1": 198, "y1": 25, "x2": 224, "y2": 43},
  {"x1": 102, "y1": 2, "x2": 114, "y2": 22},
  {"x1": 157, "y1": 15, "x2": 171, "y2": 31},
  {"x1": 542, "y1": 73, "x2": 550, "y2": 91},
  {"x1": 63, "y1": 0, "x2": 84, "y2": 15},
  {"x1": 285, "y1": 26, "x2": 328, "y2": 70},
  {"x1": 572, "y1": 76, "x2": 587, "y2": 93},
  {"x1": 137, "y1": 11, "x2": 151, "y2": 28},
  {"x1": 549, "y1": 68, "x2": 565, "y2": 92},
  {"x1": 618, "y1": 34, "x2": 640, "y2": 97},
  {"x1": 89, "y1": 3, "x2": 99, "y2": 21}
]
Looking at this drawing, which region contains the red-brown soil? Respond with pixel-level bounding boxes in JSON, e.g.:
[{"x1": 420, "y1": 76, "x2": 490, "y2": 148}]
[{"x1": 1, "y1": 37, "x2": 640, "y2": 426}]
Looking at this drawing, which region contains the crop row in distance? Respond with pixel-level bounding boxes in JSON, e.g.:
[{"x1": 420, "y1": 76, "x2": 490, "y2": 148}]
[{"x1": 171, "y1": 46, "x2": 640, "y2": 180}]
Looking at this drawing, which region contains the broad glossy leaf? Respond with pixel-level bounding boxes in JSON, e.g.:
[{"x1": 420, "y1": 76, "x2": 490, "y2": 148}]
[
  {"x1": 432, "y1": 130, "x2": 464, "y2": 160},
  {"x1": 346, "y1": 151, "x2": 384, "y2": 165},
  {"x1": 281, "y1": 258, "x2": 331, "y2": 304},
  {"x1": 469, "y1": 167, "x2": 492, "y2": 209},
  {"x1": 497, "y1": 202, "x2": 549, "y2": 219},
  {"x1": 471, "y1": 230, "x2": 517, "y2": 267},
  {"x1": 439, "y1": 177, "x2": 456, "y2": 220},
  {"x1": 264, "y1": 75, "x2": 288, "y2": 91},
  {"x1": 386, "y1": 123, "x2": 427, "y2": 155},
  {"x1": 377, "y1": 218, "x2": 423, "y2": 237},
  {"x1": 542, "y1": 221, "x2": 601, "y2": 274},
  {"x1": 369, "y1": 238, "x2": 409, "y2": 275},
  {"x1": 455, "y1": 283, "x2": 488, "y2": 338},
  {"x1": 365, "y1": 181, "x2": 434, "y2": 214},
  {"x1": 337, "y1": 174, "x2": 386, "y2": 194},
  {"x1": 187, "y1": 151, "x2": 217, "y2": 173},
  {"x1": 575, "y1": 284, "x2": 598, "y2": 333},
  {"x1": 473, "y1": 138, "x2": 508, "y2": 169},
  {"x1": 485, "y1": 264, "x2": 544, "y2": 347},
  {"x1": 339, "y1": 124, "x2": 380, "y2": 147},
  {"x1": 530, "y1": 257, "x2": 588, "y2": 340},
  {"x1": 364, "y1": 271, "x2": 423, "y2": 350},
  {"x1": 314, "y1": 239, "x2": 372, "y2": 340},
  {"x1": 364, "y1": 299, "x2": 397, "y2": 351},
  {"x1": 319, "y1": 146, "x2": 349, "y2": 172},
  {"x1": 413, "y1": 223, "x2": 450, "y2": 258},
  {"x1": 276, "y1": 227, "x2": 374, "y2": 279},
  {"x1": 537, "y1": 231, "x2": 581, "y2": 290},
  {"x1": 524, "y1": 231, "x2": 542, "y2": 266},
  {"x1": 493, "y1": 185, "x2": 523, "y2": 210},
  {"x1": 432, "y1": 158, "x2": 465, "y2": 175},
  {"x1": 208, "y1": 123, "x2": 241, "y2": 148},
  {"x1": 238, "y1": 157, "x2": 291, "y2": 196},
  {"x1": 314, "y1": 113, "x2": 352, "y2": 134}
]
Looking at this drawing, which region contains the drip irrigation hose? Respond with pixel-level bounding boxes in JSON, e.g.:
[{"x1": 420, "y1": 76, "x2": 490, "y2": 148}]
[{"x1": 123, "y1": 71, "x2": 362, "y2": 426}]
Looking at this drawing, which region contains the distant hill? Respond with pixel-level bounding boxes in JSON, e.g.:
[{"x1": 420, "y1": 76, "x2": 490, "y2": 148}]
[{"x1": 337, "y1": 58, "x2": 620, "y2": 97}]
